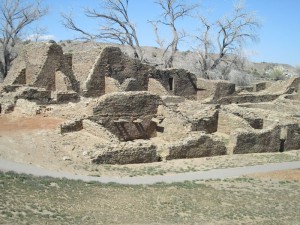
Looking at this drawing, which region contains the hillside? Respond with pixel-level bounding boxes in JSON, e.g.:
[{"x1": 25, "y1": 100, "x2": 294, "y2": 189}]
[
  {"x1": 58, "y1": 40, "x2": 299, "y2": 79},
  {"x1": 0, "y1": 40, "x2": 298, "y2": 83}
]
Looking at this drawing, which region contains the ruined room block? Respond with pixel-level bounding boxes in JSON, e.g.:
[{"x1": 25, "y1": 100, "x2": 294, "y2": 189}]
[
  {"x1": 197, "y1": 78, "x2": 235, "y2": 102},
  {"x1": 90, "y1": 92, "x2": 162, "y2": 141},
  {"x1": 149, "y1": 69, "x2": 198, "y2": 100}
]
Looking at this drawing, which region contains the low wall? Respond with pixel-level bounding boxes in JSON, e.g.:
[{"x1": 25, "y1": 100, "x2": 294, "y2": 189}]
[
  {"x1": 165, "y1": 134, "x2": 227, "y2": 160},
  {"x1": 91, "y1": 143, "x2": 158, "y2": 164},
  {"x1": 217, "y1": 94, "x2": 280, "y2": 105}
]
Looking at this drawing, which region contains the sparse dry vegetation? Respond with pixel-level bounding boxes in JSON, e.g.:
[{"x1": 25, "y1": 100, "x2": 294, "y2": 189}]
[{"x1": 0, "y1": 171, "x2": 299, "y2": 225}]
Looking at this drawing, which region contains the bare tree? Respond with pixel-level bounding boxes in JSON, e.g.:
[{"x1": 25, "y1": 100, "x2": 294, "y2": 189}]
[
  {"x1": 62, "y1": 0, "x2": 143, "y2": 61},
  {"x1": 151, "y1": 0, "x2": 197, "y2": 68},
  {"x1": 27, "y1": 26, "x2": 49, "y2": 42},
  {"x1": 195, "y1": 0, "x2": 260, "y2": 79},
  {"x1": 0, "y1": 0, "x2": 47, "y2": 79}
]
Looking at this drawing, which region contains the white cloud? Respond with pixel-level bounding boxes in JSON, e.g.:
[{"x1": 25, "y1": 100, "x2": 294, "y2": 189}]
[{"x1": 26, "y1": 34, "x2": 55, "y2": 42}]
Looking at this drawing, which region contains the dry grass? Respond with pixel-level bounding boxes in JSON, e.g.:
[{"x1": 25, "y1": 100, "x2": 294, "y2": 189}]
[{"x1": 0, "y1": 171, "x2": 299, "y2": 225}]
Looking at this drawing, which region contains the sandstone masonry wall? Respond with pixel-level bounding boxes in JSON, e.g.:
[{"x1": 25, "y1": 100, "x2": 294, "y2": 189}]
[
  {"x1": 90, "y1": 92, "x2": 162, "y2": 141},
  {"x1": 150, "y1": 69, "x2": 197, "y2": 100}
]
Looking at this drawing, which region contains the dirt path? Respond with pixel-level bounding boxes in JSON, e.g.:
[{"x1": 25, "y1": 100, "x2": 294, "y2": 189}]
[{"x1": 0, "y1": 158, "x2": 299, "y2": 185}]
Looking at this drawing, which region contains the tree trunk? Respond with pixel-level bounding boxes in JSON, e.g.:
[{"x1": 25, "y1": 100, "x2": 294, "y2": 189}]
[{"x1": 165, "y1": 24, "x2": 179, "y2": 68}]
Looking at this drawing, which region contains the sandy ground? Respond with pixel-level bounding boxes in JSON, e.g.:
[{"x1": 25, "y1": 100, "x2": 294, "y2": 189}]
[
  {"x1": 247, "y1": 169, "x2": 300, "y2": 181},
  {"x1": 0, "y1": 115, "x2": 65, "y2": 133}
]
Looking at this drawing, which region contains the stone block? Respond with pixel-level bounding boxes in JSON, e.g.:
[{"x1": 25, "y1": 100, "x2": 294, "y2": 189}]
[{"x1": 60, "y1": 119, "x2": 83, "y2": 134}]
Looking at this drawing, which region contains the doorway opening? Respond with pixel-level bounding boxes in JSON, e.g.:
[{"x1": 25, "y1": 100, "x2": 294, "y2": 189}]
[{"x1": 169, "y1": 77, "x2": 174, "y2": 91}]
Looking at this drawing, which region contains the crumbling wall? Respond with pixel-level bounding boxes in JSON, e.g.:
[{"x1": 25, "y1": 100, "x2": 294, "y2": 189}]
[
  {"x1": 165, "y1": 133, "x2": 227, "y2": 160},
  {"x1": 263, "y1": 77, "x2": 300, "y2": 94},
  {"x1": 54, "y1": 92, "x2": 79, "y2": 103},
  {"x1": 18, "y1": 87, "x2": 51, "y2": 104},
  {"x1": 91, "y1": 142, "x2": 158, "y2": 164},
  {"x1": 100, "y1": 47, "x2": 150, "y2": 92},
  {"x1": 282, "y1": 124, "x2": 300, "y2": 151},
  {"x1": 176, "y1": 102, "x2": 220, "y2": 134},
  {"x1": 222, "y1": 105, "x2": 264, "y2": 129},
  {"x1": 217, "y1": 94, "x2": 280, "y2": 105},
  {"x1": 254, "y1": 82, "x2": 268, "y2": 92},
  {"x1": 90, "y1": 92, "x2": 162, "y2": 141},
  {"x1": 190, "y1": 110, "x2": 219, "y2": 133},
  {"x1": 83, "y1": 119, "x2": 119, "y2": 143},
  {"x1": 197, "y1": 78, "x2": 235, "y2": 102},
  {"x1": 217, "y1": 110, "x2": 253, "y2": 135},
  {"x1": 230, "y1": 125, "x2": 281, "y2": 154},
  {"x1": 154, "y1": 104, "x2": 190, "y2": 141},
  {"x1": 25, "y1": 43, "x2": 60, "y2": 90},
  {"x1": 3, "y1": 49, "x2": 26, "y2": 86},
  {"x1": 73, "y1": 46, "x2": 150, "y2": 97},
  {"x1": 72, "y1": 48, "x2": 104, "y2": 93},
  {"x1": 148, "y1": 78, "x2": 170, "y2": 96},
  {"x1": 150, "y1": 69, "x2": 197, "y2": 100},
  {"x1": 84, "y1": 53, "x2": 106, "y2": 97},
  {"x1": 6, "y1": 42, "x2": 80, "y2": 93},
  {"x1": 120, "y1": 78, "x2": 141, "y2": 91},
  {"x1": 60, "y1": 119, "x2": 83, "y2": 134}
]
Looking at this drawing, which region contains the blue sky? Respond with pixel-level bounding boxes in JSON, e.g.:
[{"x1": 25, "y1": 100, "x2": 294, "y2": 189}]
[{"x1": 33, "y1": 0, "x2": 300, "y2": 66}]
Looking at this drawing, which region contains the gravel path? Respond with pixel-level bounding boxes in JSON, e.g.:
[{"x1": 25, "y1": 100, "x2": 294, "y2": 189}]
[{"x1": 0, "y1": 158, "x2": 299, "y2": 185}]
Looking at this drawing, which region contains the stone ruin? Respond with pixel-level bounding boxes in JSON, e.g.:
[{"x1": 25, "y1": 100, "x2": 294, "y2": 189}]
[{"x1": 0, "y1": 42, "x2": 300, "y2": 164}]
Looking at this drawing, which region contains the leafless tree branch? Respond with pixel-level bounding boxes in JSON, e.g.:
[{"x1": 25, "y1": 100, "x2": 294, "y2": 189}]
[
  {"x1": 195, "y1": 0, "x2": 260, "y2": 78},
  {"x1": 152, "y1": 0, "x2": 197, "y2": 68},
  {"x1": 0, "y1": 0, "x2": 48, "y2": 78},
  {"x1": 62, "y1": 0, "x2": 143, "y2": 61}
]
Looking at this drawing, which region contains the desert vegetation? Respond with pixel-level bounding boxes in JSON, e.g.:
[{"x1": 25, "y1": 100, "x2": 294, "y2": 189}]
[{"x1": 0, "y1": 171, "x2": 299, "y2": 224}]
